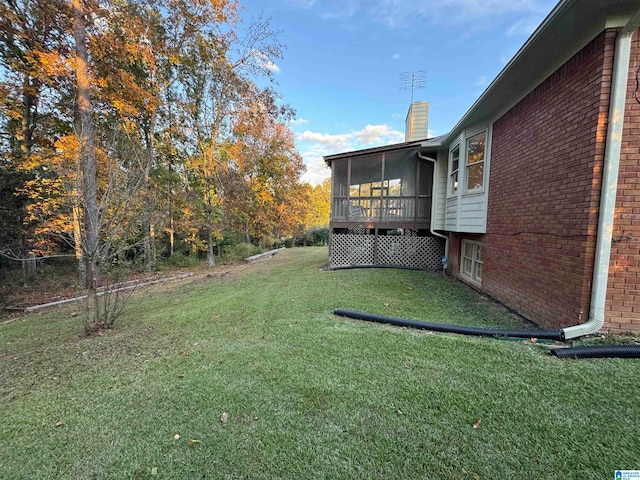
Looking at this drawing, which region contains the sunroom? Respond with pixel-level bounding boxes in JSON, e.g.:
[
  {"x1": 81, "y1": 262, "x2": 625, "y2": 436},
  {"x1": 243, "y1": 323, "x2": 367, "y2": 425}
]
[{"x1": 324, "y1": 140, "x2": 445, "y2": 269}]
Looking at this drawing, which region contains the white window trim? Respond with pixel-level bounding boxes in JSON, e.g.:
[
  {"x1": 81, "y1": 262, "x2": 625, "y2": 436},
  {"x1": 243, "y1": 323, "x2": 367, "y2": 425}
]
[
  {"x1": 447, "y1": 141, "x2": 461, "y2": 198},
  {"x1": 460, "y1": 239, "x2": 483, "y2": 286},
  {"x1": 463, "y1": 128, "x2": 488, "y2": 195}
]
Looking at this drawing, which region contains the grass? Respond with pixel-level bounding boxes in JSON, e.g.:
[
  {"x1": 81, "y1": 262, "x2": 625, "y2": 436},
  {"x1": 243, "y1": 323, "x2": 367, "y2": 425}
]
[{"x1": 1, "y1": 247, "x2": 639, "y2": 479}]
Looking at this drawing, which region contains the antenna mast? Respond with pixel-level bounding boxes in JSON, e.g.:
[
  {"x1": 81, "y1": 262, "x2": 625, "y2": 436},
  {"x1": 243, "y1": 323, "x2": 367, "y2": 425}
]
[{"x1": 400, "y1": 70, "x2": 425, "y2": 103}]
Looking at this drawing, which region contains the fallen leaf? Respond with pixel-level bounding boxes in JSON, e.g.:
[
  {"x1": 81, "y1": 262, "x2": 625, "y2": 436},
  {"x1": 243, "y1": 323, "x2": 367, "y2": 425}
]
[
  {"x1": 473, "y1": 418, "x2": 482, "y2": 429},
  {"x1": 473, "y1": 474, "x2": 480, "y2": 480},
  {"x1": 220, "y1": 412, "x2": 229, "y2": 424},
  {"x1": 54, "y1": 420, "x2": 63, "y2": 427},
  {"x1": 397, "y1": 409, "x2": 403, "y2": 415},
  {"x1": 151, "y1": 467, "x2": 158, "y2": 475},
  {"x1": 384, "y1": 303, "x2": 390, "y2": 307},
  {"x1": 177, "y1": 374, "x2": 184, "y2": 379},
  {"x1": 173, "y1": 434, "x2": 180, "y2": 441},
  {"x1": 530, "y1": 338, "x2": 538, "y2": 344},
  {"x1": 187, "y1": 439, "x2": 201, "y2": 446}
]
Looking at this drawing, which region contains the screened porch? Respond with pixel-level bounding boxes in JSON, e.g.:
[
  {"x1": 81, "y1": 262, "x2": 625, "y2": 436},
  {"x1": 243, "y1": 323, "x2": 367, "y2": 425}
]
[
  {"x1": 330, "y1": 147, "x2": 433, "y2": 227},
  {"x1": 324, "y1": 143, "x2": 443, "y2": 270}
]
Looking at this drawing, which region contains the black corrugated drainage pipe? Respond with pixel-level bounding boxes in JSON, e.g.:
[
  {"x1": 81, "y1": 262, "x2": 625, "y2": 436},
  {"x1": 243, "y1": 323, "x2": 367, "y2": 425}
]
[
  {"x1": 551, "y1": 345, "x2": 640, "y2": 359},
  {"x1": 333, "y1": 308, "x2": 565, "y2": 341}
]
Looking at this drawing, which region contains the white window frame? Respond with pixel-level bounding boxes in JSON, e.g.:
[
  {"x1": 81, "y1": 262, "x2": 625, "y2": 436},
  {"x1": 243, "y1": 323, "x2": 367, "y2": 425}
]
[
  {"x1": 461, "y1": 239, "x2": 483, "y2": 285},
  {"x1": 464, "y1": 129, "x2": 487, "y2": 194},
  {"x1": 447, "y1": 143, "x2": 460, "y2": 198}
]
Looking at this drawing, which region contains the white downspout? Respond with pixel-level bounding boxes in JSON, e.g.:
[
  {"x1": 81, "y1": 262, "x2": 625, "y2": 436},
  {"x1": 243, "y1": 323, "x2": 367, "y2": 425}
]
[
  {"x1": 563, "y1": 12, "x2": 640, "y2": 339},
  {"x1": 417, "y1": 152, "x2": 449, "y2": 267}
]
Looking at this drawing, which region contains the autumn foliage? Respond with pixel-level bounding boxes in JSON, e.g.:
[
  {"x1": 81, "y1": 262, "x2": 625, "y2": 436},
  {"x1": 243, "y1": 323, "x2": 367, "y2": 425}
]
[{"x1": 0, "y1": 0, "x2": 328, "y2": 331}]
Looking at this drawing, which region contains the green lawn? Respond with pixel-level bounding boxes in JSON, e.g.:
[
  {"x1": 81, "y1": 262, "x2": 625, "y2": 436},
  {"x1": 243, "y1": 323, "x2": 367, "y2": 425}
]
[{"x1": 1, "y1": 247, "x2": 639, "y2": 479}]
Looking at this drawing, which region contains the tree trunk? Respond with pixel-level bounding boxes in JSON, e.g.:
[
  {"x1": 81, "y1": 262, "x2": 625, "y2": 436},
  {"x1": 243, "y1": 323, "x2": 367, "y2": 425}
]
[
  {"x1": 20, "y1": 75, "x2": 34, "y2": 160},
  {"x1": 205, "y1": 207, "x2": 215, "y2": 268},
  {"x1": 143, "y1": 110, "x2": 157, "y2": 272},
  {"x1": 205, "y1": 178, "x2": 215, "y2": 268},
  {"x1": 72, "y1": 200, "x2": 86, "y2": 285},
  {"x1": 168, "y1": 159, "x2": 174, "y2": 256},
  {"x1": 72, "y1": 0, "x2": 100, "y2": 333},
  {"x1": 207, "y1": 222, "x2": 215, "y2": 268}
]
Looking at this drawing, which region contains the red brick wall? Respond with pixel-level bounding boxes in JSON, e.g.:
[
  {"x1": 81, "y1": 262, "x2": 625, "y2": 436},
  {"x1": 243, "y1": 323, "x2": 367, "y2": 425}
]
[
  {"x1": 468, "y1": 31, "x2": 615, "y2": 330},
  {"x1": 607, "y1": 32, "x2": 640, "y2": 333}
]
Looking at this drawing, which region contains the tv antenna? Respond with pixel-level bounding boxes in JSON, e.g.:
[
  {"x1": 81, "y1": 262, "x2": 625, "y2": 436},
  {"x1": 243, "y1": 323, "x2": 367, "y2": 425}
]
[{"x1": 400, "y1": 71, "x2": 425, "y2": 103}]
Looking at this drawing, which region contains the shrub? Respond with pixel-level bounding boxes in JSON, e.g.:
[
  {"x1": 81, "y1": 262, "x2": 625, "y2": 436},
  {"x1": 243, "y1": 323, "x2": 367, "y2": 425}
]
[
  {"x1": 161, "y1": 251, "x2": 199, "y2": 269},
  {"x1": 220, "y1": 242, "x2": 263, "y2": 263},
  {"x1": 287, "y1": 226, "x2": 329, "y2": 247}
]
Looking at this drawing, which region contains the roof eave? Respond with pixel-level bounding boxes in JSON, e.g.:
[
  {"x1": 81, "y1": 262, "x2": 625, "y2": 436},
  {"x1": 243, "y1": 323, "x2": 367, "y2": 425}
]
[
  {"x1": 322, "y1": 139, "x2": 426, "y2": 164},
  {"x1": 442, "y1": 0, "x2": 640, "y2": 145}
]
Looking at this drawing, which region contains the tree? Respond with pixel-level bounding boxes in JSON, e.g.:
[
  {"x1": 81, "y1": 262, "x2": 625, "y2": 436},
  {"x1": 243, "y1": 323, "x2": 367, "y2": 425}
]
[
  {"x1": 0, "y1": 0, "x2": 309, "y2": 334},
  {"x1": 307, "y1": 177, "x2": 331, "y2": 228},
  {"x1": 178, "y1": 13, "x2": 285, "y2": 265},
  {"x1": 71, "y1": 0, "x2": 102, "y2": 331},
  {"x1": 0, "y1": 0, "x2": 72, "y2": 261},
  {"x1": 228, "y1": 89, "x2": 307, "y2": 245}
]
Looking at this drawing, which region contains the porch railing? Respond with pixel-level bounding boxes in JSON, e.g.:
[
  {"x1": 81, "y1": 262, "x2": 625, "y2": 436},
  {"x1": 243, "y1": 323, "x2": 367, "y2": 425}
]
[{"x1": 332, "y1": 196, "x2": 431, "y2": 222}]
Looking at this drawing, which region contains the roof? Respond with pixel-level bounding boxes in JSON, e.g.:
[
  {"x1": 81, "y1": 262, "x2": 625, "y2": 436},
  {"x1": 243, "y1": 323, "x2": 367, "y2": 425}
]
[
  {"x1": 322, "y1": 133, "x2": 448, "y2": 164},
  {"x1": 323, "y1": 139, "x2": 426, "y2": 163}
]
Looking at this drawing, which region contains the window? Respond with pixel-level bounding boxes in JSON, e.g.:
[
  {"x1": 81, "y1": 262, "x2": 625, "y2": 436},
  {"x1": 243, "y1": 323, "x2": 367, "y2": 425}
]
[
  {"x1": 448, "y1": 145, "x2": 459, "y2": 197},
  {"x1": 461, "y1": 240, "x2": 483, "y2": 285},
  {"x1": 465, "y1": 132, "x2": 486, "y2": 192}
]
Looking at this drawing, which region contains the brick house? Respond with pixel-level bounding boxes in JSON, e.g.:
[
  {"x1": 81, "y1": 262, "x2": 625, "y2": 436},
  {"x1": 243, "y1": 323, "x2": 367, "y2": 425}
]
[{"x1": 324, "y1": 0, "x2": 640, "y2": 337}]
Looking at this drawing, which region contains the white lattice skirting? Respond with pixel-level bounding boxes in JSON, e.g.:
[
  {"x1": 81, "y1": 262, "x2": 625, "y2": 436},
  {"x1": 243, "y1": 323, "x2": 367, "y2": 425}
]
[{"x1": 330, "y1": 233, "x2": 445, "y2": 269}]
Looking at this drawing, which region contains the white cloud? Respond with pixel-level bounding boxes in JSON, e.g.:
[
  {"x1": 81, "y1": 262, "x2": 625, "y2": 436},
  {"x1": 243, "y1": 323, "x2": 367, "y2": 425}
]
[
  {"x1": 475, "y1": 76, "x2": 488, "y2": 87},
  {"x1": 262, "y1": 60, "x2": 281, "y2": 74},
  {"x1": 306, "y1": 0, "x2": 552, "y2": 33},
  {"x1": 286, "y1": 0, "x2": 317, "y2": 8},
  {"x1": 506, "y1": 18, "x2": 539, "y2": 36},
  {"x1": 374, "y1": 0, "x2": 543, "y2": 28},
  {"x1": 392, "y1": 53, "x2": 401, "y2": 60},
  {"x1": 296, "y1": 124, "x2": 405, "y2": 185},
  {"x1": 251, "y1": 50, "x2": 281, "y2": 74},
  {"x1": 298, "y1": 124, "x2": 404, "y2": 154},
  {"x1": 300, "y1": 154, "x2": 331, "y2": 185},
  {"x1": 291, "y1": 118, "x2": 309, "y2": 125},
  {"x1": 355, "y1": 124, "x2": 404, "y2": 144},
  {"x1": 321, "y1": 3, "x2": 359, "y2": 20},
  {"x1": 298, "y1": 131, "x2": 353, "y2": 152}
]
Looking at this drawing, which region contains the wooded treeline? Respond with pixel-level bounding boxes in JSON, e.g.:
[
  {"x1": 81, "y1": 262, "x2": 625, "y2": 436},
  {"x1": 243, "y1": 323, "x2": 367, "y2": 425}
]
[{"x1": 0, "y1": 0, "x2": 329, "y2": 331}]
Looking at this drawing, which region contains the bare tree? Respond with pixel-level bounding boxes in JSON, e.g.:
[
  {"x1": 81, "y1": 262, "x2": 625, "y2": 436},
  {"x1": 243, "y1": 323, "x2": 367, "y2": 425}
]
[{"x1": 71, "y1": 0, "x2": 102, "y2": 332}]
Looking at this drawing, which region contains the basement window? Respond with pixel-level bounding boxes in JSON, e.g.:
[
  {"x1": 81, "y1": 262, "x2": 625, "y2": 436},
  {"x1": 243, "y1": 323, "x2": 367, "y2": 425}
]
[{"x1": 461, "y1": 240, "x2": 483, "y2": 285}]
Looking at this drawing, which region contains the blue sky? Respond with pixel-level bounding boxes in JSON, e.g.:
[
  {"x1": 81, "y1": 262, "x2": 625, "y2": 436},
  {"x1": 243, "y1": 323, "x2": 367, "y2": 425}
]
[{"x1": 240, "y1": 0, "x2": 558, "y2": 184}]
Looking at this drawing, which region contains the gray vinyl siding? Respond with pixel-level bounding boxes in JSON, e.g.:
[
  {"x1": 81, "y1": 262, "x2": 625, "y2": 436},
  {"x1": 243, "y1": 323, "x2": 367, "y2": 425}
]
[
  {"x1": 458, "y1": 194, "x2": 487, "y2": 232},
  {"x1": 433, "y1": 151, "x2": 448, "y2": 230},
  {"x1": 445, "y1": 197, "x2": 458, "y2": 230}
]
